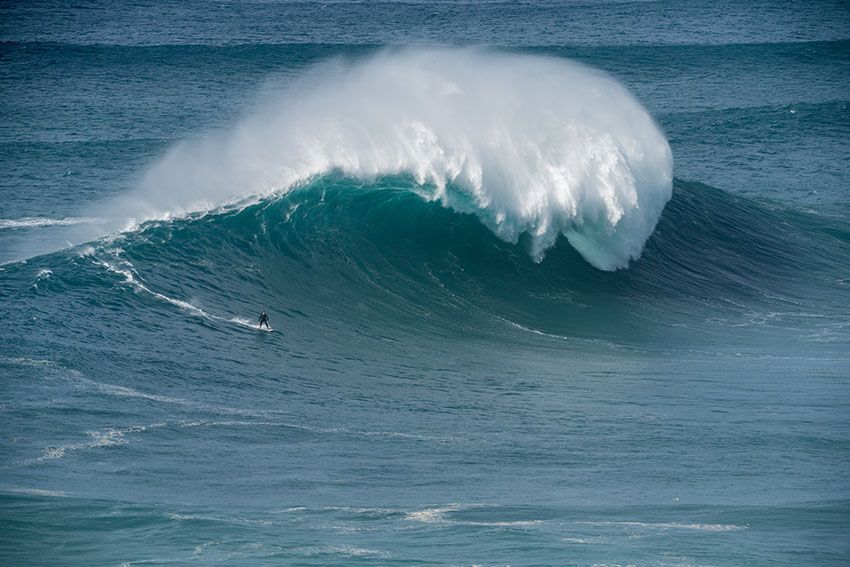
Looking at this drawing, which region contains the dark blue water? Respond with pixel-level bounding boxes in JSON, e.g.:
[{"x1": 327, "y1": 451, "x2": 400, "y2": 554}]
[{"x1": 2, "y1": 1, "x2": 849, "y2": 565}]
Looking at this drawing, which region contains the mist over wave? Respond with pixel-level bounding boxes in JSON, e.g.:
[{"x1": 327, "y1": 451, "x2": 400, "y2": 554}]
[{"x1": 107, "y1": 48, "x2": 673, "y2": 270}]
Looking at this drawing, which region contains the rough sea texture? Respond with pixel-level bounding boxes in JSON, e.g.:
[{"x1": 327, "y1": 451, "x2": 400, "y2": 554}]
[{"x1": 1, "y1": 1, "x2": 849, "y2": 565}]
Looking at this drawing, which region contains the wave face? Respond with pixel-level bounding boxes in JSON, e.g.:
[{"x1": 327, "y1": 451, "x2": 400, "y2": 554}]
[
  {"x1": 47, "y1": 176, "x2": 847, "y2": 349},
  {"x1": 110, "y1": 49, "x2": 672, "y2": 270}
]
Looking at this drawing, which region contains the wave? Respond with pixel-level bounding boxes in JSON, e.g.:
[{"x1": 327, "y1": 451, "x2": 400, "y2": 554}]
[
  {"x1": 41, "y1": 174, "x2": 839, "y2": 345},
  {"x1": 96, "y1": 48, "x2": 672, "y2": 270},
  {"x1": 6, "y1": 171, "x2": 845, "y2": 346}
]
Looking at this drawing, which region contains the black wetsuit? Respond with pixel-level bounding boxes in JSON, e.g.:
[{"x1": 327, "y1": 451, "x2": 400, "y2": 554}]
[{"x1": 258, "y1": 313, "x2": 270, "y2": 329}]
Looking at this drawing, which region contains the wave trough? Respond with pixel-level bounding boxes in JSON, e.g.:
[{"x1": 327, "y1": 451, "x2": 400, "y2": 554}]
[{"x1": 110, "y1": 48, "x2": 672, "y2": 270}]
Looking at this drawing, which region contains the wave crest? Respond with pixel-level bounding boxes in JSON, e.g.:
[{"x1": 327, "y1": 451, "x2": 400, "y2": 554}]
[{"x1": 113, "y1": 48, "x2": 672, "y2": 270}]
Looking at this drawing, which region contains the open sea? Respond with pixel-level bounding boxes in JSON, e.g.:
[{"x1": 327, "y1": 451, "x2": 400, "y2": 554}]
[{"x1": 1, "y1": 1, "x2": 849, "y2": 565}]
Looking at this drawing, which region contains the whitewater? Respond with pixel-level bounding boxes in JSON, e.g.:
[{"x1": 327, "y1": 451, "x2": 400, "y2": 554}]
[{"x1": 99, "y1": 49, "x2": 672, "y2": 270}]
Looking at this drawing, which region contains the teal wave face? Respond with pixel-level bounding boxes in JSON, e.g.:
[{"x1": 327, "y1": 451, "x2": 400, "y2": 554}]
[{"x1": 6, "y1": 175, "x2": 846, "y2": 350}]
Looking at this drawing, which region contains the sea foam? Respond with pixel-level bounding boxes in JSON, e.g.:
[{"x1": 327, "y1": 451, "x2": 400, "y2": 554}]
[{"x1": 111, "y1": 48, "x2": 672, "y2": 270}]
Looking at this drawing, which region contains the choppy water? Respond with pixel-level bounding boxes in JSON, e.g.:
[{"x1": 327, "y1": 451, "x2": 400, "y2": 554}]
[{"x1": 2, "y1": 1, "x2": 849, "y2": 565}]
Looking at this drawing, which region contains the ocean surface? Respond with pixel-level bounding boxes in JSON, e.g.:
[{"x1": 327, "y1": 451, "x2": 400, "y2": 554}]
[{"x1": 2, "y1": 1, "x2": 849, "y2": 565}]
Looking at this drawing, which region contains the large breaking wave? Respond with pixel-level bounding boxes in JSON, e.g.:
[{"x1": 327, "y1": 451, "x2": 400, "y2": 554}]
[
  {"x1": 107, "y1": 48, "x2": 673, "y2": 270},
  {"x1": 67, "y1": 178, "x2": 844, "y2": 346}
]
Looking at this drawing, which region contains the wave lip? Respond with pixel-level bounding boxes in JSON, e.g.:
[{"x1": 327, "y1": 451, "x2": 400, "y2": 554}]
[{"x1": 111, "y1": 48, "x2": 672, "y2": 270}]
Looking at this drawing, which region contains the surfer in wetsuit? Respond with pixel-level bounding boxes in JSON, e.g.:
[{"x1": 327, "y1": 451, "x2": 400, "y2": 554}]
[{"x1": 258, "y1": 311, "x2": 270, "y2": 329}]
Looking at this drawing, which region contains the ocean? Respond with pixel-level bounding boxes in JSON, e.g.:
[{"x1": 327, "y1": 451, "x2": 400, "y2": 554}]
[{"x1": 1, "y1": 1, "x2": 849, "y2": 565}]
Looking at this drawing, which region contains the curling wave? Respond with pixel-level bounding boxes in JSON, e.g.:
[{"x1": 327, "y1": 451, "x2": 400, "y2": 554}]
[{"x1": 107, "y1": 48, "x2": 673, "y2": 270}]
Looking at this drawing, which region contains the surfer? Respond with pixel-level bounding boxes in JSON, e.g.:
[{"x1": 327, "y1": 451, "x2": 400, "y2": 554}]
[{"x1": 258, "y1": 311, "x2": 270, "y2": 329}]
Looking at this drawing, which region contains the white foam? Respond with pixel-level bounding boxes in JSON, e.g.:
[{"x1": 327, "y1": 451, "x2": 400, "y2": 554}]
[
  {"x1": 77, "y1": 245, "x2": 96, "y2": 257},
  {"x1": 96, "y1": 257, "x2": 217, "y2": 319},
  {"x1": 3, "y1": 355, "x2": 186, "y2": 406},
  {"x1": 403, "y1": 504, "x2": 542, "y2": 528},
  {"x1": 300, "y1": 545, "x2": 390, "y2": 558},
  {"x1": 95, "y1": 256, "x2": 273, "y2": 333},
  {"x1": 404, "y1": 504, "x2": 464, "y2": 523},
  {"x1": 1, "y1": 486, "x2": 67, "y2": 497},
  {"x1": 167, "y1": 513, "x2": 272, "y2": 526},
  {"x1": 461, "y1": 519, "x2": 543, "y2": 527},
  {"x1": 230, "y1": 316, "x2": 272, "y2": 332},
  {"x1": 323, "y1": 546, "x2": 389, "y2": 558},
  {"x1": 0, "y1": 217, "x2": 104, "y2": 229},
  {"x1": 496, "y1": 315, "x2": 572, "y2": 340},
  {"x1": 101, "y1": 48, "x2": 672, "y2": 270},
  {"x1": 27, "y1": 423, "x2": 166, "y2": 464},
  {"x1": 576, "y1": 520, "x2": 744, "y2": 532},
  {"x1": 0, "y1": 357, "x2": 55, "y2": 368},
  {"x1": 77, "y1": 377, "x2": 187, "y2": 405},
  {"x1": 562, "y1": 537, "x2": 594, "y2": 544}
]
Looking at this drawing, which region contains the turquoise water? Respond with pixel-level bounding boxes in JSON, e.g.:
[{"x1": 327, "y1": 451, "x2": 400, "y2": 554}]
[{"x1": 2, "y1": 1, "x2": 849, "y2": 565}]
